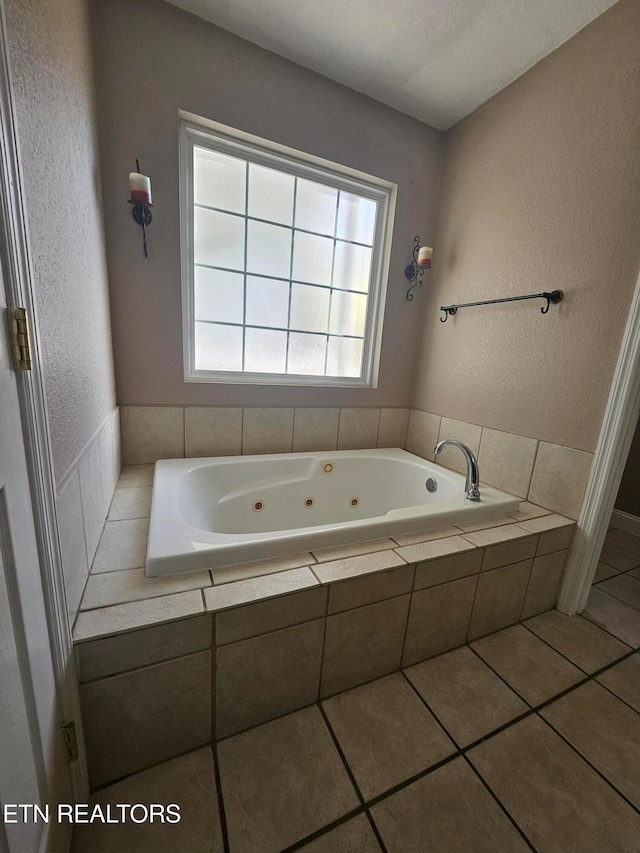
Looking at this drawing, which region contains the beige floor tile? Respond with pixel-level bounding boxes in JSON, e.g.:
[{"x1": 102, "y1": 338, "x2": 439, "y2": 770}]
[
  {"x1": 596, "y1": 653, "x2": 640, "y2": 711},
  {"x1": 583, "y1": 587, "x2": 640, "y2": 647},
  {"x1": 599, "y1": 541, "x2": 640, "y2": 571},
  {"x1": 597, "y1": 573, "x2": 640, "y2": 611},
  {"x1": 371, "y1": 757, "x2": 529, "y2": 853},
  {"x1": 471, "y1": 624, "x2": 583, "y2": 705},
  {"x1": 218, "y1": 706, "x2": 359, "y2": 853},
  {"x1": 605, "y1": 528, "x2": 640, "y2": 556},
  {"x1": 469, "y1": 715, "x2": 640, "y2": 852},
  {"x1": 405, "y1": 646, "x2": 527, "y2": 747},
  {"x1": 80, "y1": 651, "x2": 211, "y2": 787},
  {"x1": 296, "y1": 816, "x2": 382, "y2": 852},
  {"x1": 108, "y1": 485, "x2": 152, "y2": 520},
  {"x1": 81, "y1": 567, "x2": 211, "y2": 610},
  {"x1": 467, "y1": 560, "x2": 532, "y2": 641},
  {"x1": 91, "y1": 518, "x2": 149, "y2": 573},
  {"x1": 541, "y1": 681, "x2": 640, "y2": 807},
  {"x1": 593, "y1": 560, "x2": 621, "y2": 583},
  {"x1": 216, "y1": 620, "x2": 324, "y2": 738},
  {"x1": 524, "y1": 611, "x2": 630, "y2": 673},
  {"x1": 116, "y1": 464, "x2": 154, "y2": 488},
  {"x1": 321, "y1": 596, "x2": 410, "y2": 697},
  {"x1": 71, "y1": 747, "x2": 223, "y2": 853},
  {"x1": 402, "y1": 576, "x2": 478, "y2": 667},
  {"x1": 322, "y1": 673, "x2": 454, "y2": 799}
]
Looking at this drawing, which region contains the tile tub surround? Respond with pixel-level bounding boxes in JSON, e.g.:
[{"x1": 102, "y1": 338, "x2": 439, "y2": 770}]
[
  {"x1": 119, "y1": 405, "x2": 593, "y2": 520},
  {"x1": 120, "y1": 405, "x2": 410, "y2": 464},
  {"x1": 56, "y1": 408, "x2": 121, "y2": 626},
  {"x1": 74, "y1": 466, "x2": 576, "y2": 784}
]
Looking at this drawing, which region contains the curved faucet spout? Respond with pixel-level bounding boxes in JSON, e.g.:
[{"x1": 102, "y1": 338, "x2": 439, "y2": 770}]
[{"x1": 434, "y1": 439, "x2": 481, "y2": 502}]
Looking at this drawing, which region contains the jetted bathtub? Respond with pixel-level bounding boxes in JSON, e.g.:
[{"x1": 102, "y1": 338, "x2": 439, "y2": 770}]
[{"x1": 146, "y1": 448, "x2": 520, "y2": 577}]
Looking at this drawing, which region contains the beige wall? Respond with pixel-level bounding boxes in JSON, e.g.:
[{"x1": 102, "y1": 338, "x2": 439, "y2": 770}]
[
  {"x1": 6, "y1": 0, "x2": 116, "y2": 484},
  {"x1": 412, "y1": 0, "x2": 640, "y2": 453},
  {"x1": 616, "y1": 419, "x2": 640, "y2": 517},
  {"x1": 90, "y1": 0, "x2": 443, "y2": 410}
]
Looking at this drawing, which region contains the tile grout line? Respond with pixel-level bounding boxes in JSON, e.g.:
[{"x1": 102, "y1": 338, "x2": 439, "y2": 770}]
[
  {"x1": 397, "y1": 563, "x2": 417, "y2": 667},
  {"x1": 210, "y1": 614, "x2": 231, "y2": 853},
  {"x1": 534, "y1": 709, "x2": 640, "y2": 817},
  {"x1": 461, "y1": 754, "x2": 537, "y2": 851}
]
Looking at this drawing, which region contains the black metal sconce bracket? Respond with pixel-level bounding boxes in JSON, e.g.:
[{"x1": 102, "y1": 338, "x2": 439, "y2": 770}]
[{"x1": 405, "y1": 236, "x2": 430, "y2": 301}]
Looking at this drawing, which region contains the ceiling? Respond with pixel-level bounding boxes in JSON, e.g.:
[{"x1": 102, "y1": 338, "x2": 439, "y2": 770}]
[{"x1": 165, "y1": 0, "x2": 618, "y2": 129}]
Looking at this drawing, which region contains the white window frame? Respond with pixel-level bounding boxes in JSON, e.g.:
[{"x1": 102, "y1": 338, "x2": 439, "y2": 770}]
[{"x1": 179, "y1": 111, "x2": 397, "y2": 387}]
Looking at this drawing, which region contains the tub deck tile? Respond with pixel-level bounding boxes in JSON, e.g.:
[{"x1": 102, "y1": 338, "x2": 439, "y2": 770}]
[
  {"x1": 311, "y1": 549, "x2": 407, "y2": 585},
  {"x1": 73, "y1": 590, "x2": 205, "y2": 643},
  {"x1": 204, "y1": 567, "x2": 319, "y2": 612},
  {"x1": 394, "y1": 535, "x2": 476, "y2": 566}
]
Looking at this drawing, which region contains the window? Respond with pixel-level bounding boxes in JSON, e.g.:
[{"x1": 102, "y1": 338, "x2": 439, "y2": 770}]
[{"x1": 180, "y1": 114, "x2": 396, "y2": 387}]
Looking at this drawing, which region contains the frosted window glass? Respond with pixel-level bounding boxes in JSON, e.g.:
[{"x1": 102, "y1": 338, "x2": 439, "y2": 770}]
[
  {"x1": 244, "y1": 327, "x2": 287, "y2": 373},
  {"x1": 292, "y1": 232, "x2": 334, "y2": 285},
  {"x1": 246, "y1": 276, "x2": 289, "y2": 329},
  {"x1": 247, "y1": 220, "x2": 292, "y2": 279},
  {"x1": 290, "y1": 283, "x2": 330, "y2": 333},
  {"x1": 194, "y1": 208, "x2": 245, "y2": 270},
  {"x1": 194, "y1": 268, "x2": 244, "y2": 324},
  {"x1": 336, "y1": 192, "x2": 376, "y2": 245},
  {"x1": 326, "y1": 336, "x2": 363, "y2": 377},
  {"x1": 333, "y1": 242, "x2": 372, "y2": 292},
  {"x1": 288, "y1": 333, "x2": 327, "y2": 375},
  {"x1": 295, "y1": 179, "x2": 337, "y2": 235},
  {"x1": 194, "y1": 147, "x2": 246, "y2": 214},
  {"x1": 248, "y1": 164, "x2": 294, "y2": 225},
  {"x1": 329, "y1": 290, "x2": 367, "y2": 337},
  {"x1": 194, "y1": 322, "x2": 243, "y2": 371}
]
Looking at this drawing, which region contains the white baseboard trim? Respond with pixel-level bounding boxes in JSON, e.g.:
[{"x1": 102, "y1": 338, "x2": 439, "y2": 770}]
[{"x1": 610, "y1": 509, "x2": 640, "y2": 538}]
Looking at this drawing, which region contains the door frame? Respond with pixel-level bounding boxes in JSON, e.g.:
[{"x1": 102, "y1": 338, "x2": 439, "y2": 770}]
[
  {"x1": 0, "y1": 0, "x2": 88, "y2": 807},
  {"x1": 558, "y1": 262, "x2": 640, "y2": 614}
]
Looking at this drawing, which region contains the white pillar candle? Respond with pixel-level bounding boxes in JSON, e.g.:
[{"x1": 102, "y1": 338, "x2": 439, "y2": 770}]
[
  {"x1": 129, "y1": 172, "x2": 152, "y2": 204},
  {"x1": 417, "y1": 246, "x2": 433, "y2": 267}
]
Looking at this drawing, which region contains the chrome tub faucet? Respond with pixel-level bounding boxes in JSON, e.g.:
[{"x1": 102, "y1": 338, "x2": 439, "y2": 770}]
[{"x1": 434, "y1": 440, "x2": 481, "y2": 502}]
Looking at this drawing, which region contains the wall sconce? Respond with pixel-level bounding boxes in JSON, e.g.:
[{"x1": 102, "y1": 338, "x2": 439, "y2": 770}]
[
  {"x1": 128, "y1": 160, "x2": 154, "y2": 257},
  {"x1": 405, "y1": 236, "x2": 432, "y2": 300}
]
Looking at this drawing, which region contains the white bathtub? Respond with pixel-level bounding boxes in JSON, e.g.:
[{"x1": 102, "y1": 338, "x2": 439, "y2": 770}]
[{"x1": 146, "y1": 448, "x2": 520, "y2": 577}]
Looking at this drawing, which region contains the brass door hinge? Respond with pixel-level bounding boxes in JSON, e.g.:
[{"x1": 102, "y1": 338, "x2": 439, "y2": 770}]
[
  {"x1": 61, "y1": 721, "x2": 79, "y2": 762},
  {"x1": 8, "y1": 307, "x2": 32, "y2": 370}
]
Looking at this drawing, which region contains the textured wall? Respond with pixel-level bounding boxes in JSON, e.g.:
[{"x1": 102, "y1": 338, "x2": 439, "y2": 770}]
[
  {"x1": 616, "y1": 420, "x2": 640, "y2": 517},
  {"x1": 6, "y1": 0, "x2": 116, "y2": 484},
  {"x1": 412, "y1": 0, "x2": 640, "y2": 453},
  {"x1": 90, "y1": 0, "x2": 443, "y2": 409}
]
